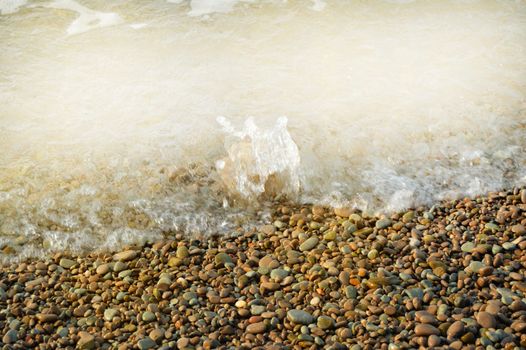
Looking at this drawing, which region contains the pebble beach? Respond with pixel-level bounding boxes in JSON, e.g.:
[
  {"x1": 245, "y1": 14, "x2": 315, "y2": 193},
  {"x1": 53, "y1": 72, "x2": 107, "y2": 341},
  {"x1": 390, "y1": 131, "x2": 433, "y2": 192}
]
[{"x1": 0, "y1": 188, "x2": 525, "y2": 349}]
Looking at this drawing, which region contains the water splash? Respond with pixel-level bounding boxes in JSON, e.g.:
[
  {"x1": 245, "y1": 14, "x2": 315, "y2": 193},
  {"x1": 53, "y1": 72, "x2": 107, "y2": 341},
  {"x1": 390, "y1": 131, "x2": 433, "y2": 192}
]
[{"x1": 217, "y1": 117, "x2": 301, "y2": 200}]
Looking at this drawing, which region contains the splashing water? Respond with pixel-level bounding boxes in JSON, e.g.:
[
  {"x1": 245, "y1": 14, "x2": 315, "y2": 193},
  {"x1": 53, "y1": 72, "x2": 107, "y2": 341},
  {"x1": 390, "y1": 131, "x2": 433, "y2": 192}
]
[{"x1": 0, "y1": 0, "x2": 525, "y2": 261}]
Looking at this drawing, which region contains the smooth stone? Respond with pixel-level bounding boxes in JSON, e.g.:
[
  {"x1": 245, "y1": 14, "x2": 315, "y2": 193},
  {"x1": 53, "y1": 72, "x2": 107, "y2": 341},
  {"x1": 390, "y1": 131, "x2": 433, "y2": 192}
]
[
  {"x1": 287, "y1": 309, "x2": 314, "y2": 325},
  {"x1": 137, "y1": 337, "x2": 157, "y2": 350},
  {"x1": 96, "y1": 264, "x2": 110, "y2": 275},
  {"x1": 414, "y1": 324, "x2": 440, "y2": 336},
  {"x1": 149, "y1": 328, "x2": 165, "y2": 343},
  {"x1": 405, "y1": 288, "x2": 424, "y2": 299},
  {"x1": 461, "y1": 242, "x2": 474, "y2": 253},
  {"x1": 142, "y1": 311, "x2": 156, "y2": 322},
  {"x1": 317, "y1": 316, "x2": 335, "y2": 330},
  {"x1": 447, "y1": 321, "x2": 465, "y2": 339},
  {"x1": 467, "y1": 261, "x2": 485, "y2": 274},
  {"x1": 113, "y1": 261, "x2": 127, "y2": 272},
  {"x1": 251, "y1": 305, "x2": 266, "y2": 315},
  {"x1": 176, "y1": 246, "x2": 189, "y2": 259},
  {"x1": 215, "y1": 252, "x2": 232, "y2": 265},
  {"x1": 59, "y1": 258, "x2": 76, "y2": 269},
  {"x1": 78, "y1": 332, "x2": 95, "y2": 350},
  {"x1": 476, "y1": 312, "x2": 496, "y2": 329},
  {"x1": 375, "y1": 218, "x2": 391, "y2": 229},
  {"x1": 300, "y1": 237, "x2": 319, "y2": 252},
  {"x1": 367, "y1": 249, "x2": 378, "y2": 260},
  {"x1": 104, "y1": 308, "x2": 118, "y2": 321},
  {"x1": 246, "y1": 322, "x2": 266, "y2": 334},
  {"x1": 270, "y1": 268, "x2": 289, "y2": 280},
  {"x1": 113, "y1": 250, "x2": 137, "y2": 262},
  {"x1": 2, "y1": 329, "x2": 17, "y2": 344}
]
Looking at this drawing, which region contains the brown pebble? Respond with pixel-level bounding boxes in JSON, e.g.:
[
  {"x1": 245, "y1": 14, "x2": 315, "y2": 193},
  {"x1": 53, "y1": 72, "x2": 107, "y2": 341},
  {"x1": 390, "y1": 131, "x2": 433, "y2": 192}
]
[
  {"x1": 476, "y1": 311, "x2": 496, "y2": 329},
  {"x1": 246, "y1": 322, "x2": 266, "y2": 334},
  {"x1": 414, "y1": 324, "x2": 440, "y2": 336}
]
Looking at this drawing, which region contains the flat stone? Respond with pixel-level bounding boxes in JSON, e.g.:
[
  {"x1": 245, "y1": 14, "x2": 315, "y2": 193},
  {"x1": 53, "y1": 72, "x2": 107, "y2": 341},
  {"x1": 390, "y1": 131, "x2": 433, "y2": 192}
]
[
  {"x1": 149, "y1": 328, "x2": 165, "y2": 343},
  {"x1": 137, "y1": 337, "x2": 157, "y2": 350},
  {"x1": 246, "y1": 322, "x2": 266, "y2": 334},
  {"x1": 113, "y1": 250, "x2": 137, "y2": 262},
  {"x1": 414, "y1": 324, "x2": 440, "y2": 336},
  {"x1": 37, "y1": 313, "x2": 58, "y2": 323},
  {"x1": 104, "y1": 308, "x2": 118, "y2": 321},
  {"x1": 2, "y1": 329, "x2": 17, "y2": 344},
  {"x1": 215, "y1": 252, "x2": 232, "y2": 265},
  {"x1": 78, "y1": 332, "x2": 95, "y2": 350},
  {"x1": 476, "y1": 311, "x2": 496, "y2": 329},
  {"x1": 96, "y1": 264, "x2": 110, "y2": 275},
  {"x1": 287, "y1": 309, "x2": 314, "y2": 325},
  {"x1": 317, "y1": 316, "x2": 335, "y2": 330},
  {"x1": 461, "y1": 242, "x2": 474, "y2": 253},
  {"x1": 59, "y1": 258, "x2": 76, "y2": 269},
  {"x1": 113, "y1": 261, "x2": 127, "y2": 272},
  {"x1": 375, "y1": 218, "x2": 391, "y2": 229},
  {"x1": 176, "y1": 246, "x2": 189, "y2": 259},
  {"x1": 142, "y1": 311, "x2": 156, "y2": 323},
  {"x1": 299, "y1": 237, "x2": 319, "y2": 252},
  {"x1": 447, "y1": 321, "x2": 465, "y2": 339}
]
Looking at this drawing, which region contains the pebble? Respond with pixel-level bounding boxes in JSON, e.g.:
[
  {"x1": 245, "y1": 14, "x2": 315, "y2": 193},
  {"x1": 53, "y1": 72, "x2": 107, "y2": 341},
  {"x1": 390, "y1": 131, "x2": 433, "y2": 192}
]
[
  {"x1": 476, "y1": 311, "x2": 496, "y2": 329},
  {"x1": 2, "y1": 329, "x2": 18, "y2": 344},
  {"x1": 214, "y1": 252, "x2": 232, "y2": 265},
  {"x1": 414, "y1": 324, "x2": 440, "y2": 336},
  {"x1": 287, "y1": 310, "x2": 314, "y2": 325},
  {"x1": 447, "y1": 320, "x2": 465, "y2": 339},
  {"x1": 299, "y1": 237, "x2": 319, "y2": 252},
  {"x1": 137, "y1": 337, "x2": 157, "y2": 350},
  {"x1": 59, "y1": 258, "x2": 76, "y2": 269},
  {"x1": 77, "y1": 332, "x2": 95, "y2": 350},
  {"x1": 113, "y1": 250, "x2": 138, "y2": 261},
  {"x1": 246, "y1": 322, "x2": 266, "y2": 334}
]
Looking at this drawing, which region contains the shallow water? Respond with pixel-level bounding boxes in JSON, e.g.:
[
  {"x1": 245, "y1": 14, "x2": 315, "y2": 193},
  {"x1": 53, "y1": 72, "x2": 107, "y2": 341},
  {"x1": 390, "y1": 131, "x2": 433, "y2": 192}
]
[{"x1": 1, "y1": 0, "x2": 525, "y2": 261}]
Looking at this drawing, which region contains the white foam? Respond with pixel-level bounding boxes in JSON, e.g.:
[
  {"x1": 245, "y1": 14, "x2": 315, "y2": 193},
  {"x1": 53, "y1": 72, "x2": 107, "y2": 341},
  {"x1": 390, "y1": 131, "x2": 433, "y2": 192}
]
[
  {"x1": 39, "y1": 0, "x2": 122, "y2": 35},
  {"x1": 0, "y1": 0, "x2": 27, "y2": 15}
]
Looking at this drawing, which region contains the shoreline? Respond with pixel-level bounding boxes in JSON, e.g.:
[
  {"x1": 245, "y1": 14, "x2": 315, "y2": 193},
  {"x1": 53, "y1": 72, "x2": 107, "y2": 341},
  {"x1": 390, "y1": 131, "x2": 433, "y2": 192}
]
[{"x1": 0, "y1": 188, "x2": 525, "y2": 349}]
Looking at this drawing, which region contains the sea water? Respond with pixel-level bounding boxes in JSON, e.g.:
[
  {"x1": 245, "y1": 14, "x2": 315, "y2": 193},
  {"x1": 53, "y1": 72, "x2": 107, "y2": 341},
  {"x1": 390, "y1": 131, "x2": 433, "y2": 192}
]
[{"x1": 0, "y1": 0, "x2": 525, "y2": 261}]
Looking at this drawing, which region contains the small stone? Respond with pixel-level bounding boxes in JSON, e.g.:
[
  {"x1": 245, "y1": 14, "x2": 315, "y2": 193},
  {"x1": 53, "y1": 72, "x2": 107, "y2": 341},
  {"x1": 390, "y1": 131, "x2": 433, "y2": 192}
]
[
  {"x1": 317, "y1": 316, "x2": 334, "y2": 330},
  {"x1": 428, "y1": 334, "x2": 440, "y2": 347},
  {"x1": 177, "y1": 337, "x2": 190, "y2": 350},
  {"x1": 142, "y1": 311, "x2": 156, "y2": 323},
  {"x1": 367, "y1": 249, "x2": 378, "y2": 260},
  {"x1": 461, "y1": 242, "x2": 474, "y2": 253},
  {"x1": 375, "y1": 218, "x2": 391, "y2": 229},
  {"x1": 78, "y1": 332, "x2": 95, "y2": 350},
  {"x1": 447, "y1": 321, "x2": 465, "y2": 339},
  {"x1": 287, "y1": 309, "x2": 314, "y2": 325},
  {"x1": 476, "y1": 311, "x2": 496, "y2": 329},
  {"x1": 246, "y1": 322, "x2": 266, "y2": 334},
  {"x1": 300, "y1": 237, "x2": 319, "y2": 252},
  {"x1": 104, "y1": 308, "x2": 118, "y2": 321},
  {"x1": 59, "y1": 258, "x2": 76, "y2": 269},
  {"x1": 414, "y1": 324, "x2": 440, "y2": 336},
  {"x1": 323, "y1": 230, "x2": 336, "y2": 241},
  {"x1": 137, "y1": 337, "x2": 157, "y2": 350},
  {"x1": 270, "y1": 268, "x2": 289, "y2": 280},
  {"x1": 2, "y1": 329, "x2": 17, "y2": 344},
  {"x1": 96, "y1": 264, "x2": 110, "y2": 275},
  {"x1": 113, "y1": 250, "x2": 137, "y2": 262},
  {"x1": 113, "y1": 261, "x2": 127, "y2": 272},
  {"x1": 176, "y1": 246, "x2": 189, "y2": 259},
  {"x1": 149, "y1": 329, "x2": 165, "y2": 343},
  {"x1": 37, "y1": 313, "x2": 58, "y2": 323},
  {"x1": 251, "y1": 304, "x2": 266, "y2": 315},
  {"x1": 215, "y1": 252, "x2": 232, "y2": 265}
]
